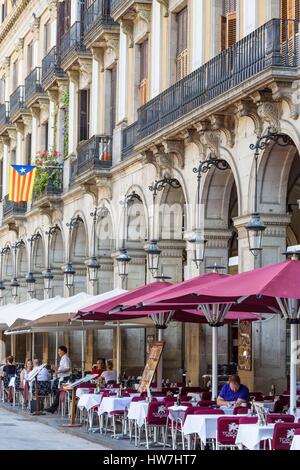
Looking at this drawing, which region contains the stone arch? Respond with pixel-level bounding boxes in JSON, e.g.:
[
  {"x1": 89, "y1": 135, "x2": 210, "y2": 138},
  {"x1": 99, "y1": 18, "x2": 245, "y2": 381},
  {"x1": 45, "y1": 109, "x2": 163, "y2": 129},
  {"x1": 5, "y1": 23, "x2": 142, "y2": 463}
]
[
  {"x1": 50, "y1": 227, "x2": 65, "y2": 266},
  {"x1": 95, "y1": 201, "x2": 115, "y2": 294},
  {"x1": 125, "y1": 186, "x2": 148, "y2": 245},
  {"x1": 33, "y1": 233, "x2": 45, "y2": 271},
  {"x1": 70, "y1": 214, "x2": 88, "y2": 293}
]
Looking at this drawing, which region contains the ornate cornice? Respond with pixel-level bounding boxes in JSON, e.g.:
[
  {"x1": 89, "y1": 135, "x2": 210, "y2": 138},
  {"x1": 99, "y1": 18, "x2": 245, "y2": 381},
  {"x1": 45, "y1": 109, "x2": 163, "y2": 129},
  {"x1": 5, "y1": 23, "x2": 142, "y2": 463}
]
[
  {"x1": 157, "y1": 0, "x2": 169, "y2": 17},
  {"x1": 0, "y1": 1, "x2": 31, "y2": 46}
]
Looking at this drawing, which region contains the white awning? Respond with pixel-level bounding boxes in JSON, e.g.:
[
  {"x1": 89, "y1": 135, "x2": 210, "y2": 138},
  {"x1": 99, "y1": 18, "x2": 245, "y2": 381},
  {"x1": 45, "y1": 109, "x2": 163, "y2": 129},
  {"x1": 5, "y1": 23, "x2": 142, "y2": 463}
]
[{"x1": 2, "y1": 289, "x2": 126, "y2": 331}]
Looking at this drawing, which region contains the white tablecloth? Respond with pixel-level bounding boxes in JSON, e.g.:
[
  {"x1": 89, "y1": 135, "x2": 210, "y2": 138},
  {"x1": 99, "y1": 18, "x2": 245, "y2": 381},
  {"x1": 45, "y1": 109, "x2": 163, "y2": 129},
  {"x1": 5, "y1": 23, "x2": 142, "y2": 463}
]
[
  {"x1": 291, "y1": 435, "x2": 300, "y2": 450},
  {"x1": 76, "y1": 388, "x2": 94, "y2": 398},
  {"x1": 127, "y1": 401, "x2": 149, "y2": 428},
  {"x1": 183, "y1": 413, "x2": 243, "y2": 445},
  {"x1": 77, "y1": 393, "x2": 102, "y2": 411},
  {"x1": 235, "y1": 424, "x2": 275, "y2": 450},
  {"x1": 98, "y1": 396, "x2": 133, "y2": 416}
]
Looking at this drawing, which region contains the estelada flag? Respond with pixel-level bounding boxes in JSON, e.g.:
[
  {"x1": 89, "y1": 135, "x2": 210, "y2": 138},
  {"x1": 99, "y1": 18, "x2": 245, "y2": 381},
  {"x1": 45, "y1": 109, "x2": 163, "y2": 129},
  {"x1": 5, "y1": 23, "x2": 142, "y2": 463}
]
[{"x1": 8, "y1": 164, "x2": 36, "y2": 202}]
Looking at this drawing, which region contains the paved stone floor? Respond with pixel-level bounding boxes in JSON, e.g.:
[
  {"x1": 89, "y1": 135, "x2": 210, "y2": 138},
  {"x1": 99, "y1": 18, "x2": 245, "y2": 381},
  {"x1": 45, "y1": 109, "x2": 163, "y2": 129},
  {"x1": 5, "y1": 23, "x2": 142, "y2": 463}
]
[
  {"x1": 0, "y1": 403, "x2": 141, "y2": 450},
  {"x1": 0, "y1": 406, "x2": 109, "y2": 450}
]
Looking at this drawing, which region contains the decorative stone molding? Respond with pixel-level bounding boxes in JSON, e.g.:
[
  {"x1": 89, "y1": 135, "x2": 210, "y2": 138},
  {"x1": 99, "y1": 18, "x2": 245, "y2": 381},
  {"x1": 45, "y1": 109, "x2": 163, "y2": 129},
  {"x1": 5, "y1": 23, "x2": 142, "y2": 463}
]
[
  {"x1": 57, "y1": 80, "x2": 69, "y2": 108},
  {"x1": 251, "y1": 91, "x2": 281, "y2": 132},
  {"x1": 21, "y1": 115, "x2": 32, "y2": 129},
  {"x1": 269, "y1": 81, "x2": 299, "y2": 121},
  {"x1": 92, "y1": 46, "x2": 105, "y2": 72},
  {"x1": 49, "y1": 0, "x2": 58, "y2": 21},
  {"x1": 0, "y1": 1, "x2": 31, "y2": 46},
  {"x1": 67, "y1": 69, "x2": 80, "y2": 83},
  {"x1": 79, "y1": 58, "x2": 93, "y2": 89},
  {"x1": 236, "y1": 100, "x2": 262, "y2": 136},
  {"x1": 15, "y1": 38, "x2": 24, "y2": 59},
  {"x1": 30, "y1": 16, "x2": 40, "y2": 41},
  {"x1": 0, "y1": 56, "x2": 10, "y2": 75},
  {"x1": 104, "y1": 33, "x2": 119, "y2": 62},
  {"x1": 95, "y1": 177, "x2": 113, "y2": 201},
  {"x1": 162, "y1": 139, "x2": 185, "y2": 169},
  {"x1": 157, "y1": 0, "x2": 169, "y2": 17},
  {"x1": 153, "y1": 144, "x2": 173, "y2": 173},
  {"x1": 141, "y1": 149, "x2": 160, "y2": 173},
  {"x1": 134, "y1": 4, "x2": 151, "y2": 32},
  {"x1": 210, "y1": 114, "x2": 235, "y2": 148},
  {"x1": 182, "y1": 128, "x2": 204, "y2": 153},
  {"x1": 120, "y1": 19, "x2": 134, "y2": 48},
  {"x1": 7, "y1": 129, "x2": 17, "y2": 148},
  {"x1": 198, "y1": 130, "x2": 220, "y2": 156}
]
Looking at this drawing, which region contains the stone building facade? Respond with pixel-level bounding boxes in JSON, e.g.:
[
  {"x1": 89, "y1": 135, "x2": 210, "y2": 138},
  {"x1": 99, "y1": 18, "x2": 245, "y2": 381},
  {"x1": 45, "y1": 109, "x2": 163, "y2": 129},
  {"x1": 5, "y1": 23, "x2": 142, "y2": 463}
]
[{"x1": 0, "y1": 0, "x2": 299, "y2": 393}]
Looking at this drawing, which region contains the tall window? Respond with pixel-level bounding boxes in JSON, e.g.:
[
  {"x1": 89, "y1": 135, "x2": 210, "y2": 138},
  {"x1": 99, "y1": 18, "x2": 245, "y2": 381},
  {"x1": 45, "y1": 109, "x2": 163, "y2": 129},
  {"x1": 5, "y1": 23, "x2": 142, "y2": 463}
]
[
  {"x1": 176, "y1": 7, "x2": 188, "y2": 81},
  {"x1": 43, "y1": 20, "x2": 51, "y2": 56},
  {"x1": 42, "y1": 122, "x2": 49, "y2": 151},
  {"x1": 1, "y1": 1, "x2": 7, "y2": 23},
  {"x1": 25, "y1": 133, "x2": 32, "y2": 166},
  {"x1": 220, "y1": 0, "x2": 237, "y2": 50},
  {"x1": 27, "y1": 42, "x2": 33, "y2": 75},
  {"x1": 281, "y1": 0, "x2": 300, "y2": 40},
  {"x1": 139, "y1": 39, "x2": 148, "y2": 106},
  {"x1": 12, "y1": 60, "x2": 18, "y2": 92},
  {"x1": 57, "y1": 0, "x2": 71, "y2": 50},
  {"x1": 78, "y1": 89, "x2": 90, "y2": 142}
]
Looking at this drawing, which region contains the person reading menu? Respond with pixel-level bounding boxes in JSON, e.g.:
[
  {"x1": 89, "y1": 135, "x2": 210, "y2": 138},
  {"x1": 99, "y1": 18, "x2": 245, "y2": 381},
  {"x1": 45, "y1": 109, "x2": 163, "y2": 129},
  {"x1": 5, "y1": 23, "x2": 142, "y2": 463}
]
[{"x1": 217, "y1": 375, "x2": 249, "y2": 407}]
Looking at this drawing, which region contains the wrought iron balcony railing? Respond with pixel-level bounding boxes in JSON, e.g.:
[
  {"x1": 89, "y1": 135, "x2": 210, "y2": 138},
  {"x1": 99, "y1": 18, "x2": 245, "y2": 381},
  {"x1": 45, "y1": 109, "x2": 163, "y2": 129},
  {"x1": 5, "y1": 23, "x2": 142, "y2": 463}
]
[
  {"x1": 122, "y1": 122, "x2": 138, "y2": 160},
  {"x1": 121, "y1": 18, "x2": 299, "y2": 159},
  {"x1": 61, "y1": 21, "x2": 87, "y2": 61},
  {"x1": 83, "y1": 0, "x2": 115, "y2": 35},
  {"x1": 10, "y1": 86, "x2": 26, "y2": 119},
  {"x1": 42, "y1": 46, "x2": 66, "y2": 85},
  {"x1": 110, "y1": 0, "x2": 124, "y2": 13},
  {"x1": 3, "y1": 195, "x2": 27, "y2": 218},
  {"x1": 33, "y1": 166, "x2": 64, "y2": 202},
  {"x1": 71, "y1": 135, "x2": 112, "y2": 185},
  {"x1": 0, "y1": 102, "x2": 10, "y2": 127},
  {"x1": 25, "y1": 67, "x2": 44, "y2": 104}
]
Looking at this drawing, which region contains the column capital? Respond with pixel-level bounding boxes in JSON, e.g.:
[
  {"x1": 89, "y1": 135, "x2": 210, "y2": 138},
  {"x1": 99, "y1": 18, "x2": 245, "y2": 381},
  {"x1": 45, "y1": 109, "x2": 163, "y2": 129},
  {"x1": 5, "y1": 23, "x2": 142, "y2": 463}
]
[
  {"x1": 157, "y1": 0, "x2": 169, "y2": 17},
  {"x1": 49, "y1": 0, "x2": 58, "y2": 21},
  {"x1": 15, "y1": 38, "x2": 24, "y2": 59},
  {"x1": 30, "y1": 16, "x2": 40, "y2": 41}
]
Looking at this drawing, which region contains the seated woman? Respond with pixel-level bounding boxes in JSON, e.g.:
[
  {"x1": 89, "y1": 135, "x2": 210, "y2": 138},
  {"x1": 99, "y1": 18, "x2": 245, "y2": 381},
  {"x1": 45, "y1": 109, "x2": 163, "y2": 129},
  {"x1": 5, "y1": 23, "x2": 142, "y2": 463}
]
[
  {"x1": 20, "y1": 359, "x2": 33, "y2": 404},
  {"x1": 3, "y1": 356, "x2": 17, "y2": 402},
  {"x1": 32, "y1": 359, "x2": 51, "y2": 396},
  {"x1": 99, "y1": 359, "x2": 117, "y2": 384},
  {"x1": 92, "y1": 358, "x2": 106, "y2": 378},
  {"x1": 217, "y1": 375, "x2": 249, "y2": 407}
]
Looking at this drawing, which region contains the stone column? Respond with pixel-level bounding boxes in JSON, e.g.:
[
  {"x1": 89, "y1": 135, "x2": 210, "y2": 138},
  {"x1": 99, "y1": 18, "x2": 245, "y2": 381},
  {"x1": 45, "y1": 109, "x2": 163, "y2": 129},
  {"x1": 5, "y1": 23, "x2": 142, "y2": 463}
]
[
  {"x1": 15, "y1": 39, "x2": 24, "y2": 87},
  {"x1": 234, "y1": 213, "x2": 291, "y2": 394},
  {"x1": 150, "y1": 1, "x2": 162, "y2": 98},
  {"x1": 42, "y1": 333, "x2": 49, "y2": 363},
  {"x1": 49, "y1": 0, "x2": 58, "y2": 48},
  {"x1": 31, "y1": 16, "x2": 40, "y2": 68},
  {"x1": 1, "y1": 137, "x2": 10, "y2": 197}
]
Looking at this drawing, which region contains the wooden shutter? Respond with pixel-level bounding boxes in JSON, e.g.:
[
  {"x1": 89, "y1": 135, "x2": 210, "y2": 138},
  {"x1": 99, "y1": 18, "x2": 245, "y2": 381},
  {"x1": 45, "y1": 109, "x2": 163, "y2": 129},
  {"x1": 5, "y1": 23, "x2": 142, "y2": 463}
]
[
  {"x1": 220, "y1": 15, "x2": 227, "y2": 50},
  {"x1": 220, "y1": 12, "x2": 236, "y2": 51},
  {"x1": 176, "y1": 7, "x2": 188, "y2": 80},
  {"x1": 227, "y1": 11, "x2": 237, "y2": 48},
  {"x1": 26, "y1": 133, "x2": 32, "y2": 166}
]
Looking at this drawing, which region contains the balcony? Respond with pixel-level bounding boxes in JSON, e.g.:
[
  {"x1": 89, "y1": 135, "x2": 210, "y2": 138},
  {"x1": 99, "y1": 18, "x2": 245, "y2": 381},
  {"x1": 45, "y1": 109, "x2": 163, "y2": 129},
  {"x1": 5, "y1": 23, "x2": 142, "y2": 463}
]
[
  {"x1": 32, "y1": 166, "x2": 64, "y2": 209},
  {"x1": 41, "y1": 46, "x2": 67, "y2": 90},
  {"x1": 122, "y1": 19, "x2": 299, "y2": 158},
  {"x1": 83, "y1": 0, "x2": 117, "y2": 48},
  {"x1": 24, "y1": 67, "x2": 46, "y2": 107},
  {"x1": 0, "y1": 102, "x2": 10, "y2": 133},
  {"x1": 9, "y1": 86, "x2": 29, "y2": 123},
  {"x1": 61, "y1": 21, "x2": 91, "y2": 71},
  {"x1": 111, "y1": 0, "x2": 152, "y2": 20},
  {"x1": 2, "y1": 195, "x2": 27, "y2": 223},
  {"x1": 70, "y1": 135, "x2": 112, "y2": 186},
  {"x1": 122, "y1": 122, "x2": 138, "y2": 160}
]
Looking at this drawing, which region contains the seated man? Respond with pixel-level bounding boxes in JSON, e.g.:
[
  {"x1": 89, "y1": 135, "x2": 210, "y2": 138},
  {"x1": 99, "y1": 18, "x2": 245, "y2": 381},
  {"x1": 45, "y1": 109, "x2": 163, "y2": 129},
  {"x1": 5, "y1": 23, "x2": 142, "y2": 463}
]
[{"x1": 217, "y1": 374, "x2": 249, "y2": 407}]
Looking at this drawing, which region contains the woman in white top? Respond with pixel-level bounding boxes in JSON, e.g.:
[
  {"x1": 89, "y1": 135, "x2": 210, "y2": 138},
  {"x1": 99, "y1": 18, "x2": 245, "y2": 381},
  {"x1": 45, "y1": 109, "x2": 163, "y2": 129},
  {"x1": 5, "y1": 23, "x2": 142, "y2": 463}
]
[
  {"x1": 32, "y1": 359, "x2": 51, "y2": 396},
  {"x1": 20, "y1": 359, "x2": 33, "y2": 403},
  {"x1": 100, "y1": 359, "x2": 117, "y2": 384}
]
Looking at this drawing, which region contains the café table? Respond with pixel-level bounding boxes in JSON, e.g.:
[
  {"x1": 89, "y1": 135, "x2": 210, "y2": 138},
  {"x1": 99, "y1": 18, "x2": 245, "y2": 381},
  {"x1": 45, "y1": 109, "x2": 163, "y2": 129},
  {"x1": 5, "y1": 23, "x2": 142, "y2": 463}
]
[
  {"x1": 235, "y1": 423, "x2": 275, "y2": 450},
  {"x1": 183, "y1": 411, "x2": 245, "y2": 450},
  {"x1": 98, "y1": 396, "x2": 134, "y2": 437},
  {"x1": 76, "y1": 387, "x2": 94, "y2": 398},
  {"x1": 77, "y1": 393, "x2": 103, "y2": 429}
]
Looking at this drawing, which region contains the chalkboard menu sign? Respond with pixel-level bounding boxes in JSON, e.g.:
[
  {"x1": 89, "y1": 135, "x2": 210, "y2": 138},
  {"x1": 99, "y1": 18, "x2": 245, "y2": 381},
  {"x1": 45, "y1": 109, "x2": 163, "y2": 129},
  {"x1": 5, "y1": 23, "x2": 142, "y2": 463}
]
[{"x1": 138, "y1": 341, "x2": 165, "y2": 392}]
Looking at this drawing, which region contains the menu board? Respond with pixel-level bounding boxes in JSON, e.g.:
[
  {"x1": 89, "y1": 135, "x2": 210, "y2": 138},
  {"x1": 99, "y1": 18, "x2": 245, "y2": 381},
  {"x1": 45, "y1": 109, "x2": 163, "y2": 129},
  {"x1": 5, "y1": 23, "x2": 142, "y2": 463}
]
[
  {"x1": 62, "y1": 374, "x2": 98, "y2": 390},
  {"x1": 138, "y1": 341, "x2": 165, "y2": 393},
  {"x1": 28, "y1": 364, "x2": 47, "y2": 382}
]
